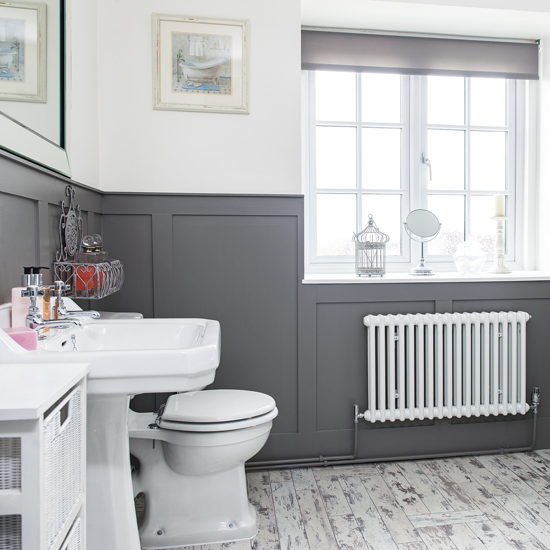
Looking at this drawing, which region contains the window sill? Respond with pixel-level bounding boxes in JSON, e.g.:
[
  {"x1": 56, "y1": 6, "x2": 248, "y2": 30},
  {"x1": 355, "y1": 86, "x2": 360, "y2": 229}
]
[{"x1": 302, "y1": 271, "x2": 550, "y2": 285}]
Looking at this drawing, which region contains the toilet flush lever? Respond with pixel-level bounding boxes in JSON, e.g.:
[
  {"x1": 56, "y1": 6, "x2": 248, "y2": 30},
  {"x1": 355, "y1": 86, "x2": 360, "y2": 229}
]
[{"x1": 422, "y1": 152, "x2": 432, "y2": 181}]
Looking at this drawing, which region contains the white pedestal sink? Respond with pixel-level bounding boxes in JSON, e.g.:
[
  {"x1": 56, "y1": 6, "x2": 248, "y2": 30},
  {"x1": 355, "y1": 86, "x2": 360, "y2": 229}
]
[{"x1": 0, "y1": 318, "x2": 221, "y2": 550}]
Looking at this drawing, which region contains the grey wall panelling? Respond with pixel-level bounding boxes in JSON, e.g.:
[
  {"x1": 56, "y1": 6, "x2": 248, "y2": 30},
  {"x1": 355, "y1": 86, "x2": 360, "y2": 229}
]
[
  {"x1": 0, "y1": 152, "x2": 102, "y2": 302},
  {"x1": 2, "y1": 148, "x2": 549, "y2": 463}
]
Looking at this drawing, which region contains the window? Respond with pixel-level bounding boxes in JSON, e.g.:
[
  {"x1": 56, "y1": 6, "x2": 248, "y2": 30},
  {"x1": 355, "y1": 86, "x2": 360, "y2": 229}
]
[{"x1": 305, "y1": 71, "x2": 528, "y2": 273}]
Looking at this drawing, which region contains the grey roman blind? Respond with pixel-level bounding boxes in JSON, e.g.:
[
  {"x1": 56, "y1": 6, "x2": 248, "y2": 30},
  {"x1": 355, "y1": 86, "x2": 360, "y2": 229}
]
[{"x1": 302, "y1": 30, "x2": 539, "y2": 80}]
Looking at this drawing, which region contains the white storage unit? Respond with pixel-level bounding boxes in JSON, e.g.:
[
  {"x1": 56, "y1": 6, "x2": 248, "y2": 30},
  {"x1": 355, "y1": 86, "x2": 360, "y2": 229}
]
[{"x1": 0, "y1": 363, "x2": 89, "y2": 550}]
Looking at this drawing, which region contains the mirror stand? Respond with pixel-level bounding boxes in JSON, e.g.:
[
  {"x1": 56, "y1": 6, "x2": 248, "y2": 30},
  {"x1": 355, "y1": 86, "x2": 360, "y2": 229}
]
[{"x1": 404, "y1": 209, "x2": 442, "y2": 276}]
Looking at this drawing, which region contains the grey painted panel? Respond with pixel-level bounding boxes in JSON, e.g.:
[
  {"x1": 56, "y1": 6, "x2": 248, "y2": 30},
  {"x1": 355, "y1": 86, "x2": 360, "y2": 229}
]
[
  {"x1": 172, "y1": 214, "x2": 299, "y2": 434},
  {"x1": 316, "y1": 301, "x2": 434, "y2": 431},
  {"x1": 100, "y1": 215, "x2": 154, "y2": 317},
  {"x1": 0, "y1": 154, "x2": 102, "y2": 211},
  {"x1": 0, "y1": 193, "x2": 37, "y2": 303}
]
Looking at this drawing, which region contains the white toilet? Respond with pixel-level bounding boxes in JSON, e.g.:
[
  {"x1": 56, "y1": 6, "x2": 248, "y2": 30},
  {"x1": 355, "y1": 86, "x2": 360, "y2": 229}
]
[{"x1": 128, "y1": 389, "x2": 278, "y2": 549}]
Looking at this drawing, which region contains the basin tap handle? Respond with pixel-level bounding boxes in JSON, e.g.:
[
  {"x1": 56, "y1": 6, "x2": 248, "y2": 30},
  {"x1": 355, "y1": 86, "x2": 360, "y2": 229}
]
[{"x1": 54, "y1": 280, "x2": 70, "y2": 316}]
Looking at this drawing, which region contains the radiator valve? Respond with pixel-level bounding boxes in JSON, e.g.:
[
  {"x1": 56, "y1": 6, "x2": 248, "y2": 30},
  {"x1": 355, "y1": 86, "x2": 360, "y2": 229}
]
[{"x1": 531, "y1": 387, "x2": 541, "y2": 413}]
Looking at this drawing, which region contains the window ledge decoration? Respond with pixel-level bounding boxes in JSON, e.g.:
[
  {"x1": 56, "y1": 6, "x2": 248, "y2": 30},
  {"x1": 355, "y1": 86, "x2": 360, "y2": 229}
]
[
  {"x1": 353, "y1": 214, "x2": 390, "y2": 277},
  {"x1": 53, "y1": 185, "x2": 124, "y2": 299}
]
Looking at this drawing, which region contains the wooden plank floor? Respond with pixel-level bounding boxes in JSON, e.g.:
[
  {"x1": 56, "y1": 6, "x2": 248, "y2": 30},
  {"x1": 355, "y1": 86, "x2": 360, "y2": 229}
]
[{"x1": 162, "y1": 450, "x2": 550, "y2": 550}]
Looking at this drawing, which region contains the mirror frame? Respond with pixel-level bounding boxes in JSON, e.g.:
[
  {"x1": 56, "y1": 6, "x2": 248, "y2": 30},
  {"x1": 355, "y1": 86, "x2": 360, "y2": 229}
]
[{"x1": 0, "y1": 0, "x2": 69, "y2": 176}]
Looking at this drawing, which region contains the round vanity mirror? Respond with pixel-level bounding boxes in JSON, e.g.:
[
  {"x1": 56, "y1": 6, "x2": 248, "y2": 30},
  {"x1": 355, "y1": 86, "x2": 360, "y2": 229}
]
[
  {"x1": 405, "y1": 209, "x2": 440, "y2": 239},
  {"x1": 404, "y1": 209, "x2": 441, "y2": 276}
]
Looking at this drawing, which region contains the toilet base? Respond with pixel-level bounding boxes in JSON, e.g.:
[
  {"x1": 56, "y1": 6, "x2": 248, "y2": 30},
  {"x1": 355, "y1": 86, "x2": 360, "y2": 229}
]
[{"x1": 130, "y1": 436, "x2": 258, "y2": 548}]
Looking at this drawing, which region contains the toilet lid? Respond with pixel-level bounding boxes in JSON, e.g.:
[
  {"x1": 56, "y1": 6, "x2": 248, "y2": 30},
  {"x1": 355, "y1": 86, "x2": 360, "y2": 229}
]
[{"x1": 162, "y1": 389, "x2": 276, "y2": 423}]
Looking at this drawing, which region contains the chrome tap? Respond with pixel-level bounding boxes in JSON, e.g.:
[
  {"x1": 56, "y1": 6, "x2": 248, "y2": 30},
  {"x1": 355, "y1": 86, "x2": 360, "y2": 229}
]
[
  {"x1": 54, "y1": 281, "x2": 100, "y2": 320},
  {"x1": 23, "y1": 282, "x2": 81, "y2": 332}
]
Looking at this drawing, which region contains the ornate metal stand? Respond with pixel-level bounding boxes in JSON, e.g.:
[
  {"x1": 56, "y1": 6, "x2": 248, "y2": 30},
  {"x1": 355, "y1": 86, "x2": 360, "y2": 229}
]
[{"x1": 53, "y1": 185, "x2": 124, "y2": 299}]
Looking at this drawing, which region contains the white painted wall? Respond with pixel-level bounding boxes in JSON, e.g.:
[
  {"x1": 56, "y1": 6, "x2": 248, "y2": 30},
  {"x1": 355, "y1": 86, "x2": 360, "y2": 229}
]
[
  {"x1": 537, "y1": 37, "x2": 550, "y2": 271},
  {"x1": 66, "y1": 0, "x2": 100, "y2": 187},
  {"x1": 87, "y1": 0, "x2": 302, "y2": 194}
]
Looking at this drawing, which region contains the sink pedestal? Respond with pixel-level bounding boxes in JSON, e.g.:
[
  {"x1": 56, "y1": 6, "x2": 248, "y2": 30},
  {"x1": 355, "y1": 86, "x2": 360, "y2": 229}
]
[{"x1": 87, "y1": 394, "x2": 141, "y2": 550}]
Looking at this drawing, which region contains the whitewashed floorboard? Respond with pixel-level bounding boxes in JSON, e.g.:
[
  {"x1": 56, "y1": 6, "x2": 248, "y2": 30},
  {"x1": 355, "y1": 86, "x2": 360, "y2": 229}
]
[
  {"x1": 476, "y1": 455, "x2": 547, "y2": 504},
  {"x1": 328, "y1": 514, "x2": 370, "y2": 550},
  {"x1": 515, "y1": 451, "x2": 550, "y2": 477},
  {"x1": 315, "y1": 476, "x2": 354, "y2": 517},
  {"x1": 271, "y1": 481, "x2": 310, "y2": 550},
  {"x1": 247, "y1": 471, "x2": 280, "y2": 550},
  {"x1": 467, "y1": 520, "x2": 519, "y2": 550},
  {"x1": 408, "y1": 510, "x2": 485, "y2": 529},
  {"x1": 340, "y1": 475, "x2": 399, "y2": 550},
  {"x1": 440, "y1": 523, "x2": 487, "y2": 550},
  {"x1": 377, "y1": 462, "x2": 431, "y2": 516},
  {"x1": 362, "y1": 473, "x2": 423, "y2": 544},
  {"x1": 495, "y1": 453, "x2": 550, "y2": 496},
  {"x1": 495, "y1": 493, "x2": 550, "y2": 549},
  {"x1": 223, "y1": 541, "x2": 252, "y2": 549},
  {"x1": 270, "y1": 469, "x2": 293, "y2": 483},
  {"x1": 452, "y1": 457, "x2": 512, "y2": 496},
  {"x1": 417, "y1": 461, "x2": 476, "y2": 511},
  {"x1": 460, "y1": 481, "x2": 549, "y2": 550},
  {"x1": 416, "y1": 525, "x2": 459, "y2": 550},
  {"x1": 397, "y1": 460, "x2": 454, "y2": 513},
  {"x1": 397, "y1": 543, "x2": 429, "y2": 550},
  {"x1": 291, "y1": 469, "x2": 339, "y2": 550}
]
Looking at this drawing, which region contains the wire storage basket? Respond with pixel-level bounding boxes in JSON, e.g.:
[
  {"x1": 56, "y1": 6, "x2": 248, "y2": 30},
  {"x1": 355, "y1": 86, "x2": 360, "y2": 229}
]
[{"x1": 353, "y1": 214, "x2": 390, "y2": 277}]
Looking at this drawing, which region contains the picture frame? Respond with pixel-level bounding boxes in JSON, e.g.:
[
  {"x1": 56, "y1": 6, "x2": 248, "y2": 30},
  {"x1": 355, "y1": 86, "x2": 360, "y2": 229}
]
[
  {"x1": 0, "y1": 1, "x2": 46, "y2": 103},
  {"x1": 152, "y1": 14, "x2": 249, "y2": 114}
]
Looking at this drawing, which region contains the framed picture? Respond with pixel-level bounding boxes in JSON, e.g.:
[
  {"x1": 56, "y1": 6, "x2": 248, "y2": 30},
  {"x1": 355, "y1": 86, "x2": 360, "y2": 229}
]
[
  {"x1": 153, "y1": 14, "x2": 249, "y2": 114},
  {"x1": 0, "y1": 1, "x2": 46, "y2": 103}
]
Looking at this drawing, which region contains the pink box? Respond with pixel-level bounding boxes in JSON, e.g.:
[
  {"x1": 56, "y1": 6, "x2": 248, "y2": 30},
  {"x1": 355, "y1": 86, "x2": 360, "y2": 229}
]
[{"x1": 3, "y1": 327, "x2": 38, "y2": 351}]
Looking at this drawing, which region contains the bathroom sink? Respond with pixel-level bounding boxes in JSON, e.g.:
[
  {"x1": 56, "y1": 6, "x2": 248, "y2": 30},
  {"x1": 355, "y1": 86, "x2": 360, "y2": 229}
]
[{"x1": 0, "y1": 318, "x2": 221, "y2": 395}]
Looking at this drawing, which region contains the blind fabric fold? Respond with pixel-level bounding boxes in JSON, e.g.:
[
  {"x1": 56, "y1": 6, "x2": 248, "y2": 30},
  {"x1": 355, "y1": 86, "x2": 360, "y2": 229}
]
[{"x1": 301, "y1": 30, "x2": 539, "y2": 80}]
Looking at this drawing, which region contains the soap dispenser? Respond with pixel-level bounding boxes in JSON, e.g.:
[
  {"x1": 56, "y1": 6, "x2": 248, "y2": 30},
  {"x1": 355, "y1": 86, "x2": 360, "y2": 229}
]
[{"x1": 11, "y1": 266, "x2": 49, "y2": 328}]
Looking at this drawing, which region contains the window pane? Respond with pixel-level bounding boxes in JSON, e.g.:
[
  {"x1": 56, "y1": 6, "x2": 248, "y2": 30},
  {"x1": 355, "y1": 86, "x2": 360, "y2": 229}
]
[
  {"x1": 362, "y1": 128, "x2": 401, "y2": 189},
  {"x1": 471, "y1": 78, "x2": 506, "y2": 127},
  {"x1": 316, "y1": 127, "x2": 357, "y2": 189},
  {"x1": 427, "y1": 195, "x2": 465, "y2": 256},
  {"x1": 361, "y1": 74, "x2": 401, "y2": 123},
  {"x1": 427, "y1": 130, "x2": 465, "y2": 190},
  {"x1": 317, "y1": 194, "x2": 356, "y2": 256},
  {"x1": 362, "y1": 195, "x2": 401, "y2": 255},
  {"x1": 316, "y1": 71, "x2": 356, "y2": 122},
  {"x1": 470, "y1": 195, "x2": 498, "y2": 255},
  {"x1": 470, "y1": 131, "x2": 506, "y2": 191},
  {"x1": 428, "y1": 76, "x2": 464, "y2": 125}
]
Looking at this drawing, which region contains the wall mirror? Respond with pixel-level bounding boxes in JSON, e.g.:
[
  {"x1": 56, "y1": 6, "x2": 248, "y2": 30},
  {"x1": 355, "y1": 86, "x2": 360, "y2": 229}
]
[
  {"x1": 404, "y1": 209, "x2": 441, "y2": 276},
  {"x1": 0, "y1": 0, "x2": 69, "y2": 176}
]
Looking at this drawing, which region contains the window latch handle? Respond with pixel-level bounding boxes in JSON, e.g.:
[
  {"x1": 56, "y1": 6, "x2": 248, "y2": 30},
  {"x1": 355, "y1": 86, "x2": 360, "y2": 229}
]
[{"x1": 422, "y1": 152, "x2": 432, "y2": 181}]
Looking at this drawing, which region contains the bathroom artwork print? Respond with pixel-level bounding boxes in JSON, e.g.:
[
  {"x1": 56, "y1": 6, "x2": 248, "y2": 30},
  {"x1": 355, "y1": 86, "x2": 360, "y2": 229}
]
[
  {"x1": 172, "y1": 33, "x2": 232, "y2": 95},
  {"x1": 0, "y1": 2, "x2": 46, "y2": 103},
  {"x1": 153, "y1": 14, "x2": 249, "y2": 114}
]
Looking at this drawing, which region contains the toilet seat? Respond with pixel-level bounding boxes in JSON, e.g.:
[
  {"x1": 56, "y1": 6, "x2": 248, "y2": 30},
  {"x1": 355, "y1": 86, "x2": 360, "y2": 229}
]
[{"x1": 159, "y1": 389, "x2": 278, "y2": 433}]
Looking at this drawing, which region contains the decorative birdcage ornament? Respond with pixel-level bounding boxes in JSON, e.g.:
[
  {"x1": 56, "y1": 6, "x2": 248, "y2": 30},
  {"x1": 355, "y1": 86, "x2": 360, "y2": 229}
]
[{"x1": 353, "y1": 214, "x2": 390, "y2": 277}]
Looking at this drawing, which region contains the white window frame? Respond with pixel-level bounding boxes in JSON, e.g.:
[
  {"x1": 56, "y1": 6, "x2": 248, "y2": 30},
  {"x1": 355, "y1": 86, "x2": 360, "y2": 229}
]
[{"x1": 304, "y1": 71, "x2": 529, "y2": 274}]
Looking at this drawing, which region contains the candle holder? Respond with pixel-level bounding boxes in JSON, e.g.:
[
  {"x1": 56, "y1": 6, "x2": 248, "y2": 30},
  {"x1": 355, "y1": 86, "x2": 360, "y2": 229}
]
[{"x1": 488, "y1": 216, "x2": 511, "y2": 274}]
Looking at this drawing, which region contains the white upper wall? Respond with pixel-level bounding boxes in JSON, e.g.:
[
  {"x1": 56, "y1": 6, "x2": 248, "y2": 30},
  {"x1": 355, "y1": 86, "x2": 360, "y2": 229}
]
[
  {"x1": 80, "y1": 0, "x2": 302, "y2": 194},
  {"x1": 302, "y1": 0, "x2": 550, "y2": 39}
]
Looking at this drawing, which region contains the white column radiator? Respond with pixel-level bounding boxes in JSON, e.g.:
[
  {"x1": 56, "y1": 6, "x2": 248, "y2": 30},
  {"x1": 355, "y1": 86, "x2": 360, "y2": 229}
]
[{"x1": 362, "y1": 311, "x2": 531, "y2": 423}]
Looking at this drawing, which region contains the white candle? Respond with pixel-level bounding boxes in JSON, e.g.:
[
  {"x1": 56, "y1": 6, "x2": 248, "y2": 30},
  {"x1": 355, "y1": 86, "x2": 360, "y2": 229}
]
[{"x1": 494, "y1": 195, "x2": 505, "y2": 217}]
